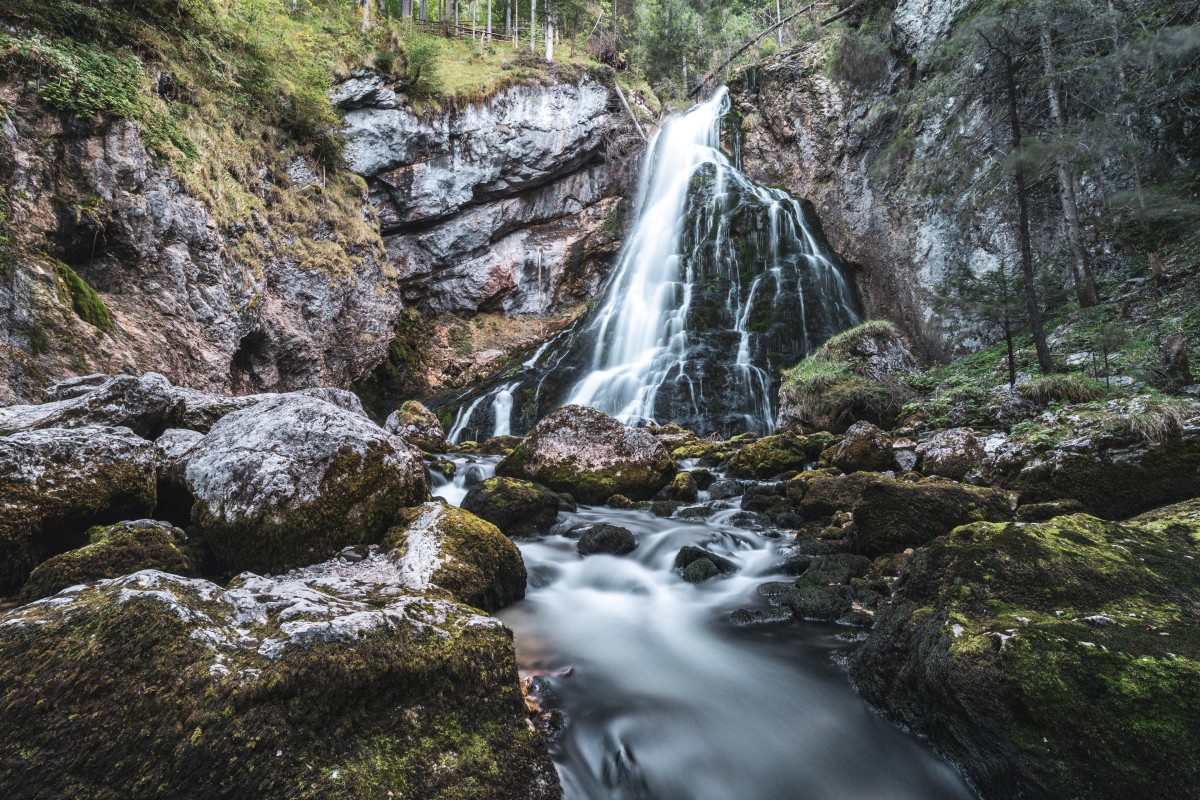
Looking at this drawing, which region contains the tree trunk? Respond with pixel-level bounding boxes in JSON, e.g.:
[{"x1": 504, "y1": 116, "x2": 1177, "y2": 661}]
[
  {"x1": 1004, "y1": 49, "x2": 1054, "y2": 374},
  {"x1": 1041, "y1": 28, "x2": 1099, "y2": 308},
  {"x1": 531, "y1": 0, "x2": 536, "y2": 53},
  {"x1": 775, "y1": 0, "x2": 783, "y2": 45},
  {"x1": 419, "y1": 0, "x2": 426, "y2": 23},
  {"x1": 487, "y1": 0, "x2": 492, "y2": 39},
  {"x1": 361, "y1": 0, "x2": 371, "y2": 32}
]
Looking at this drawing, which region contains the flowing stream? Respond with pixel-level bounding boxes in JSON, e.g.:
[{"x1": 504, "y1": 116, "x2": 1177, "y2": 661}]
[{"x1": 432, "y1": 460, "x2": 974, "y2": 800}]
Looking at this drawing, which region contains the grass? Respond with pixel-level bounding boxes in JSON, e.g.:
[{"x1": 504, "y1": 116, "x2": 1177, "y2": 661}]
[{"x1": 1019, "y1": 373, "x2": 1108, "y2": 405}]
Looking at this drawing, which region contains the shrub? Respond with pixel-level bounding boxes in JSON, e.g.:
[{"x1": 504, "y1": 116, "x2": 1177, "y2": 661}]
[
  {"x1": 1019, "y1": 373, "x2": 1107, "y2": 405},
  {"x1": 403, "y1": 33, "x2": 443, "y2": 96}
]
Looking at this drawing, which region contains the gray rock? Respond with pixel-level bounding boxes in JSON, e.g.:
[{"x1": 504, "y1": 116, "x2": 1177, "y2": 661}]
[
  {"x1": 707, "y1": 479, "x2": 743, "y2": 500},
  {"x1": 674, "y1": 546, "x2": 738, "y2": 583},
  {"x1": 575, "y1": 524, "x2": 637, "y2": 557},
  {"x1": 917, "y1": 427, "x2": 986, "y2": 481}
]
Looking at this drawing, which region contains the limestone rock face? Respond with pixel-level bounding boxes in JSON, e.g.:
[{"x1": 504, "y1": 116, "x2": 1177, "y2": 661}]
[
  {"x1": 185, "y1": 394, "x2": 428, "y2": 573},
  {"x1": 0, "y1": 425, "x2": 157, "y2": 593},
  {"x1": 497, "y1": 405, "x2": 676, "y2": 503},
  {"x1": 19, "y1": 519, "x2": 192, "y2": 602},
  {"x1": 0, "y1": 566, "x2": 560, "y2": 799}
]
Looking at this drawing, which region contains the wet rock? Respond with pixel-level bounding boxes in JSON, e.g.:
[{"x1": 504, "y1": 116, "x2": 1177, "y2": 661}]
[
  {"x1": 707, "y1": 479, "x2": 743, "y2": 500},
  {"x1": 674, "y1": 546, "x2": 738, "y2": 583},
  {"x1": 479, "y1": 435, "x2": 523, "y2": 456},
  {"x1": 916, "y1": 427, "x2": 986, "y2": 482},
  {"x1": 659, "y1": 471, "x2": 699, "y2": 503},
  {"x1": 0, "y1": 564, "x2": 559, "y2": 798},
  {"x1": 462, "y1": 477, "x2": 567, "y2": 538},
  {"x1": 781, "y1": 555, "x2": 814, "y2": 576},
  {"x1": 730, "y1": 606, "x2": 795, "y2": 626},
  {"x1": 786, "y1": 578, "x2": 853, "y2": 622},
  {"x1": 575, "y1": 524, "x2": 637, "y2": 557},
  {"x1": 649, "y1": 500, "x2": 684, "y2": 517},
  {"x1": 728, "y1": 511, "x2": 773, "y2": 530},
  {"x1": 851, "y1": 507, "x2": 1200, "y2": 799},
  {"x1": 825, "y1": 421, "x2": 893, "y2": 473},
  {"x1": 676, "y1": 506, "x2": 715, "y2": 519},
  {"x1": 688, "y1": 468, "x2": 716, "y2": 490},
  {"x1": 428, "y1": 458, "x2": 457, "y2": 479},
  {"x1": 803, "y1": 553, "x2": 873, "y2": 585},
  {"x1": 384, "y1": 400, "x2": 449, "y2": 452},
  {"x1": 497, "y1": 405, "x2": 676, "y2": 503},
  {"x1": 18, "y1": 520, "x2": 192, "y2": 602},
  {"x1": 185, "y1": 394, "x2": 428, "y2": 574},
  {"x1": 383, "y1": 502, "x2": 526, "y2": 612},
  {"x1": 607, "y1": 494, "x2": 634, "y2": 509},
  {"x1": 463, "y1": 464, "x2": 488, "y2": 487},
  {"x1": 0, "y1": 426, "x2": 157, "y2": 593},
  {"x1": 727, "y1": 431, "x2": 833, "y2": 479}
]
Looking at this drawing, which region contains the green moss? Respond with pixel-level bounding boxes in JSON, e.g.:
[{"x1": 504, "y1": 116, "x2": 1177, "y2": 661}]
[
  {"x1": 727, "y1": 431, "x2": 834, "y2": 479},
  {"x1": 52, "y1": 262, "x2": 113, "y2": 332},
  {"x1": 460, "y1": 477, "x2": 566, "y2": 538}
]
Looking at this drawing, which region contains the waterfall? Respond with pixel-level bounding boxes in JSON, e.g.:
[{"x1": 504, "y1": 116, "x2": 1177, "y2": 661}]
[{"x1": 438, "y1": 86, "x2": 861, "y2": 438}]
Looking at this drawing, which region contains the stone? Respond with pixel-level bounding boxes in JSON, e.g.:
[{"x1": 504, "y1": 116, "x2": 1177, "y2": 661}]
[
  {"x1": 826, "y1": 421, "x2": 893, "y2": 473},
  {"x1": 496, "y1": 405, "x2": 676, "y2": 503},
  {"x1": 851, "y1": 509, "x2": 1200, "y2": 799},
  {"x1": 727, "y1": 431, "x2": 832, "y2": 479},
  {"x1": 659, "y1": 471, "x2": 699, "y2": 502},
  {"x1": 916, "y1": 427, "x2": 986, "y2": 481},
  {"x1": 384, "y1": 400, "x2": 449, "y2": 452},
  {"x1": 674, "y1": 546, "x2": 738, "y2": 583},
  {"x1": 19, "y1": 520, "x2": 192, "y2": 602},
  {"x1": 382, "y1": 502, "x2": 526, "y2": 612},
  {"x1": 729, "y1": 607, "x2": 795, "y2": 626},
  {"x1": 461, "y1": 477, "x2": 567, "y2": 538},
  {"x1": 0, "y1": 565, "x2": 560, "y2": 798},
  {"x1": 786, "y1": 578, "x2": 853, "y2": 622},
  {"x1": 575, "y1": 524, "x2": 637, "y2": 557},
  {"x1": 185, "y1": 394, "x2": 428, "y2": 574},
  {"x1": 0, "y1": 425, "x2": 157, "y2": 593},
  {"x1": 707, "y1": 478, "x2": 743, "y2": 500},
  {"x1": 0, "y1": 373, "x2": 185, "y2": 438}
]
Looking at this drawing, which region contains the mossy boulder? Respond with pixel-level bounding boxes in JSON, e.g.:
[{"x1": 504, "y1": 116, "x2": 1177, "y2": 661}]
[
  {"x1": 461, "y1": 477, "x2": 568, "y2": 537},
  {"x1": 0, "y1": 564, "x2": 559, "y2": 799},
  {"x1": 787, "y1": 471, "x2": 1013, "y2": 557},
  {"x1": 478, "y1": 435, "x2": 523, "y2": 456},
  {"x1": 915, "y1": 427, "x2": 986, "y2": 482},
  {"x1": 659, "y1": 471, "x2": 699, "y2": 502},
  {"x1": 385, "y1": 400, "x2": 449, "y2": 452},
  {"x1": 19, "y1": 520, "x2": 192, "y2": 602},
  {"x1": 851, "y1": 510, "x2": 1200, "y2": 799},
  {"x1": 383, "y1": 502, "x2": 526, "y2": 612},
  {"x1": 987, "y1": 397, "x2": 1200, "y2": 519},
  {"x1": 777, "y1": 320, "x2": 919, "y2": 432},
  {"x1": 185, "y1": 394, "x2": 428, "y2": 575},
  {"x1": 496, "y1": 405, "x2": 675, "y2": 503},
  {"x1": 727, "y1": 431, "x2": 834, "y2": 479},
  {"x1": 670, "y1": 439, "x2": 729, "y2": 463},
  {"x1": 785, "y1": 577, "x2": 853, "y2": 622},
  {"x1": 823, "y1": 420, "x2": 892, "y2": 473},
  {"x1": 0, "y1": 425, "x2": 157, "y2": 593}
]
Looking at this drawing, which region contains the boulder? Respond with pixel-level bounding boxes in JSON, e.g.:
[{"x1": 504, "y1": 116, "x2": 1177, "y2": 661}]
[
  {"x1": 185, "y1": 394, "x2": 428, "y2": 574},
  {"x1": 0, "y1": 373, "x2": 185, "y2": 438},
  {"x1": 727, "y1": 431, "x2": 834, "y2": 479},
  {"x1": 153, "y1": 428, "x2": 203, "y2": 526},
  {"x1": 0, "y1": 426, "x2": 157, "y2": 593},
  {"x1": 659, "y1": 471, "x2": 699, "y2": 503},
  {"x1": 916, "y1": 427, "x2": 986, "y2": 481},
  {"x1": 385, "y1": 400, "x2": 449, "y2": 452},
  {"x1": 575, "y1": 524, "x2": 637, "y2": 556},
  {"x1": 496, "y1": 405, "x2": 675, "y2": 503},
  {"x1": 986, "y1": 396, "x2": 1200, "y2": 518},
  {"x1": 787, "y1": 471, "x2": 1013, "y2": 558},
  {"x1": 674, "y1": 545, "x2": 738, "y2": 583},
  {"x1": 825, "y1": 421, "x2": 892, "y2": 473},
  {"x1": 19, "y1": 520, "x2": 192, "y2": 602},
  {"x1": 382, "y1": 502, "x2": 527, "y2": 612},
  {"x1": 785, "y1": 578, "x2": 853, "y2": 622},
  {"x1": 707, "y1": 479, "x2": 743, "y2": 500},
  {"x1": 0, "y1": 565, "x2": 559, "y2": 798},
  {"x1": 461, "y1": 477, "x2": 567, "y2": 537},
  {"x1": 851, "y1": 509, "x2": 1200, "y2": 799},
  {"x1": 479, "y1": 435, "x2": 523, "y2": 456}
]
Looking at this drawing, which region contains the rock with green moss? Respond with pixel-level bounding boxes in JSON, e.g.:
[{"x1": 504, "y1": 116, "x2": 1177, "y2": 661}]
[
  {"x1": 824, "y1": 420, "x2": 892, "y2": 473},
  {"x1": 19, "y1": 519, "x2": 192, "y2": 602},
  {"x1": 0, "y1": 563, "x2": 559, "y2": 799},
  {"x1": 851, "y1": 510, "x2": 1200, "y2": 799},
  {"x1": 385, "y1": 400, "x2": 449, "y2": 452},
  {"x1": 479, "y1": 435, "x2": 523, "y2": 456},
  {"x1": 787, "y1": 471, "x2": 1013, "y2": 557},
  {"x1": 777, "y1": 320, "x2": 918, "y2": 432},
  {"x1": 674, "y1": 546, "x2": 737, "y2": 583},
  {"x1": 497, "y1": 405, "x2": 675, "y2": 503},
  {"x1": 382, "y1": 502, "x2": 526, "y2": 612},
  {"x1": 461, "y1": 477, "x2": 568, "y2": 537},
  {"x1": 915, "y1": 427, "x2": 986, "y2": 481},
  {"x1": 185, "y1": 394, "x2": 428, "y2": 575},
  {"x1": 986, "y1": 396, "x2": 1200, "y2": 519},
  {"x1": 659, "y1": 471, "x2": 699, "y2": 502},
  {"x1": 0, "y1": 425, "x2": 157, "y2": 593},
  {"x1": 727, "y1": 431, "x2": 833, "y2": 479}
]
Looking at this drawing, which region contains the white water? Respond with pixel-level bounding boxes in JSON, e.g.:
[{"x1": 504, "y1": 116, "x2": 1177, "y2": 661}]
[{"x1": 492, "y1": 382, "x2": 517, "y2": 437}]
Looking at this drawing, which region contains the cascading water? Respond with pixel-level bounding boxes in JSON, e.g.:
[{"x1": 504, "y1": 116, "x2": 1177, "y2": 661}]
[{"x1": 439, "y1": 87, "x2": 861, "y2": 438}]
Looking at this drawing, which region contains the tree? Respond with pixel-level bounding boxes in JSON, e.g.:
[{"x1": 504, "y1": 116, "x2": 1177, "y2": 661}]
[{"x1": 932, "y1": 259, "x2": 1025, "y2": 386}]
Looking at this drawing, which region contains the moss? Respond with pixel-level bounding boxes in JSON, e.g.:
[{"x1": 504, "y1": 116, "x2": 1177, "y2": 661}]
[
  {"x1": 727, "y1": 431, "x2": 834, "y2": 479},
  {"x1": 19, "y1": 520, "x2": 192, "y2": 602},
  {"x1": 670, "y1": 440, "x2": 729, "y2": 461},
  {"x1": 851, "y1": 511, "x2": 1200, "y2": 798},
  {"x1": 52, "y1": 262, "x2": 113, "y2": 332},
  {"x1": 460, "y1": 477, "x2": 565, "y2": 538},
  {"x1": 385, "y1": 504, "x2": 526, "y2": 613}
]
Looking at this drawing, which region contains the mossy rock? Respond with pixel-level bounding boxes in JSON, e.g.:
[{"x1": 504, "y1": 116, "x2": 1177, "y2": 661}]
[
  {"x1": 19, "y1": 520, "x2": 192, "y2": 602},
  {"x1": 851, "y1": 510, "x2": 1200, "y2": 799},
  {"x1": 727, "y1": 431, "x2": 834, "y2": 479},
  {"x1": 185, "y1": 395, "x2": 429, "y2": 575},
  {"x1": 496, "y1": 405, "x2": 675, "y2": 503},
  {"x1": 787, "y1": 471, "x2": 1014, "y2": 557},
  {"x1": 786, "y1": 576, "x2": 852, "y2": 622},
  {"x1": 384, "y1": 400, "x2": 449, "y2": 452},
  {"x1": 478, "y1": 435, "x2": 523, "y2": 456},
  {"x1": 674, "y1": 546, "x2": 737, "y2": 583},
  {"x1": 0, "y1": 566, "x2": 559, "y2": 799},
  {"x1": 384, "y1": 502, "x2": 526, "y2": 613},
  {"x1": 822, "y1": 420, "x2": 892, "y2": 473},
  {"x1": 461, "y1": 477, "x2": 567, "y2": 538},
  {"x1": 670, "y1": 439, "x2": 729, "y2": 462},
  {"x1": 659, "y1": 471, "x2": 699, "y2": 502},
  {"x1": 0, "y1": 426, "x2": 158, "y2": 594}
]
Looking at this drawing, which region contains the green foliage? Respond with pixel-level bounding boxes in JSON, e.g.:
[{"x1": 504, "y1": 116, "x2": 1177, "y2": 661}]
[
  {"x1": 828, "y1": 25, "x2": 891, "y2": 92},
  {"x1": 403, "y1": 32, "x2": 444, "y2": 95},
  {"x1": 52, "y1": 262, "x2": 113, "y2": 332},
  {"x1": 1019, "y1": 373, "x2": 1107, "y2": 405}
]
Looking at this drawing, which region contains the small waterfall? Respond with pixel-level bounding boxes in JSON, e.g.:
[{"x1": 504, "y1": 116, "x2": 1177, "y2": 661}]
[
  {"x1": 437, "y1": 87, "x2": 861, "y2": 438},
  {"x1": 491, "y1": 382, "x2": 517, "y2": 437}
]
